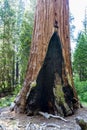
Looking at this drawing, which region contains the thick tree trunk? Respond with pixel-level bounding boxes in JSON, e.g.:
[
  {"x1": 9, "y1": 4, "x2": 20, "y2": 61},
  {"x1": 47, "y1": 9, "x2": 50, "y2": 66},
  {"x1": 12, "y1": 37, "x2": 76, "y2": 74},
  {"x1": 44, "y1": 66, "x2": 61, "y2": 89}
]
[{"x1": 14, "y1": 0, "x2": 79, "y2": 114}]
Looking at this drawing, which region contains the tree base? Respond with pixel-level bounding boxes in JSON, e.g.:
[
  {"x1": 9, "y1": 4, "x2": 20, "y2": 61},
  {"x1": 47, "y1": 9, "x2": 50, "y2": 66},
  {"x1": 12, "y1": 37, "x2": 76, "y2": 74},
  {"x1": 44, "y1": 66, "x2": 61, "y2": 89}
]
[
  {"x1": 13, "y1": 31, "x2": 80, "y2": 116},
  {"x1": 25, "y1": 83, "x2": 79, "y2": 117},
  {"x1": 25, "y1": 32, "x2": 79, "y2": 117}
]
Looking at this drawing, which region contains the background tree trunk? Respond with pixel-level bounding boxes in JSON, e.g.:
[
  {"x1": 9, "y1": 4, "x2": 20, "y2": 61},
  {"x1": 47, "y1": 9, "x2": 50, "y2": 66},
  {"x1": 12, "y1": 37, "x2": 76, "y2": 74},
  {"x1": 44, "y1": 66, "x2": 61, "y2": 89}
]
[{"x1": 14, "y1": 0, "x2": 79, "y2": 114}]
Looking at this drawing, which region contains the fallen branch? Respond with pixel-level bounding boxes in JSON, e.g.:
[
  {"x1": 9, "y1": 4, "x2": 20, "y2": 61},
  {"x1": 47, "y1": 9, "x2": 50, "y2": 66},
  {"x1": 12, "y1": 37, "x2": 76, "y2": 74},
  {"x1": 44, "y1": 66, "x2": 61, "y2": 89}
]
[{"x1": 39, "y1": 111, "x2": 68, "y2": 122}]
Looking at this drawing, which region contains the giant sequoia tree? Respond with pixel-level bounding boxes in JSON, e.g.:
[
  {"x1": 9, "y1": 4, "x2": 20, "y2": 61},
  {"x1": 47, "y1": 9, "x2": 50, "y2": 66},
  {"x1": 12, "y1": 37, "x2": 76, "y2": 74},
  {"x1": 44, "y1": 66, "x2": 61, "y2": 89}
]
[{"x1": 14, "y1": 0, "x2": 80, "y2": 116}]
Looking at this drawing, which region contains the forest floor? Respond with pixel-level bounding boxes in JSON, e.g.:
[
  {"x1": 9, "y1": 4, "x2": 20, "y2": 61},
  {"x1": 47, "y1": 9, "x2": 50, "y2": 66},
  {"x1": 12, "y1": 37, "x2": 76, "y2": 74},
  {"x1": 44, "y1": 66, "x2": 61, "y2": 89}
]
[{"x1": 0, "y1": 107, "x2": 87, "y2": 130}]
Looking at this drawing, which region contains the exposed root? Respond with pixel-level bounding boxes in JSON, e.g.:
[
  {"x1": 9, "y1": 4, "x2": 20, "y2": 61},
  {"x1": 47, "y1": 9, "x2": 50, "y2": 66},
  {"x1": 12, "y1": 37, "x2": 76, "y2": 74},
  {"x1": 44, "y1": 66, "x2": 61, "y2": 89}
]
[
  {"x1": 39, "y1": 111, "x2": 68, "y2": 122},
  {"x1": 42, "y1": 123, "x2": 60, "y2": 129}
]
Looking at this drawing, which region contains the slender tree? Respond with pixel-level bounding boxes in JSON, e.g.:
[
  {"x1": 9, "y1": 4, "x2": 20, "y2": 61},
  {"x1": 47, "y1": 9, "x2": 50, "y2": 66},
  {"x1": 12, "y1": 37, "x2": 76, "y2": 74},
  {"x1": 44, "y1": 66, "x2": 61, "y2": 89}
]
[
  {"x1": 69, "y1": 13, "x2": 75, "y2": 41},
  {"x1": 19, "y1": 11, "x2": 34, "y2": 84}
]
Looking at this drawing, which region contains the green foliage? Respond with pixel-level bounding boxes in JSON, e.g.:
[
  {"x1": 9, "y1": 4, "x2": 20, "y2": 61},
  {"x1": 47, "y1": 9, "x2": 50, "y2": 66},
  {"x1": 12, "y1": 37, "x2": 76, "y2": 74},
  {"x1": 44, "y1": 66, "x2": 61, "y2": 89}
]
[
  {"x1": 13, "y1": 84, "x2": 22, "y2": 95},
  {"x1": 74, "y1": 75, "x2": 87, "y2": 102},
  {"x1": 19, "y1": 10, "x2": 34, "y2": 84},
  {"x1": 0, "y1": 96, "x2": 15, "y2": 107},
  {"x1": 0, "y1": 0, "x2": 16, "y2": 90},
  {"x1": 81, "y1": 102, "x2": 87, "y2": 107},
  {"x1": 73, "y1": 10, "x2": 87, "y2": 81},
  {"x1": 73, "y1": 33, "x2": 87, "y2": 81},
  {"x1": 0, "y1": 0, "x2": 35, "y2": 96},
  {"x1": 73, "y1": 9, "x2": 87, "y2": 105},
  {"x1": 0, "y1": 85, "x2": 22, "y2": 107}
]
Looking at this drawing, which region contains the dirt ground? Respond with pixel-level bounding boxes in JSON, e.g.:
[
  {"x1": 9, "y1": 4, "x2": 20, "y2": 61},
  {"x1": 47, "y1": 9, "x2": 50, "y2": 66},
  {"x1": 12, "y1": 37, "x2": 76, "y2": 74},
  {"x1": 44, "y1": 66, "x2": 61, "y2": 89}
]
[{"x1": 0, "y1": 107, "x2": 87, "y2": 130}]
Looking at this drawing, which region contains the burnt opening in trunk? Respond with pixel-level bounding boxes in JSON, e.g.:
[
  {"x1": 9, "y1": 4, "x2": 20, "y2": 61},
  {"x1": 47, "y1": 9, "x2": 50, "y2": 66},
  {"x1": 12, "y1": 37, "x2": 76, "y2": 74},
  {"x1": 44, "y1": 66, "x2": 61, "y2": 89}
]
[{"x1": 26, "y1": 31, "x2": 77, "y2": 116}]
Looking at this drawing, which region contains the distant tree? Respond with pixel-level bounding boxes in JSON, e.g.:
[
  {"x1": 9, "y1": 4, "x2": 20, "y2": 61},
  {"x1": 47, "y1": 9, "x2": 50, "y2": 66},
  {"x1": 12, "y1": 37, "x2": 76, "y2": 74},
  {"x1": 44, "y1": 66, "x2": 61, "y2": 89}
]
[
  {"x1": 83, "y1": 8, "x2": 87, "y2": 34},
  {"x1": 73, "y1": 33, "x2": 87, "y2": 81},
  {"x1": 19, "y1": 0, "x2": 36, "y2": 84},
  {"x1": 69, "y1": 13, "x2": 75, "y2": 41},
  {"x1": 0, "y1": 0, "x2": 35, "y2": 94},
  {"x1": 0, "y1": 0, "x2": 16, "y2": 92},
  {"x1": 14, "y1": 0, "x2": 25, "y2": 84},
  {"x1": 73, "y1": 9, "x2": 87, "y2": 81},
  {"x1": 19, "y1": 11, "x2": 34, "y2": 84}
]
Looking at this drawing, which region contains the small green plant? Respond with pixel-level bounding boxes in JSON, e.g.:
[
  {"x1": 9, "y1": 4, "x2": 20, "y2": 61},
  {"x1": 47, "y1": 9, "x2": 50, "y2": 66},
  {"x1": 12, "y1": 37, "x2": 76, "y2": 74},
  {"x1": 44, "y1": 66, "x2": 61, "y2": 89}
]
[
  {"x1": 74, "y1": 74, "x2": 87, "y2": 102},
  {"x1": 0, "y1": 84, "x2": 22, "y2": 107},
  {"x1": 0, "y1": 95, "x2": 15, "y2": 107}
]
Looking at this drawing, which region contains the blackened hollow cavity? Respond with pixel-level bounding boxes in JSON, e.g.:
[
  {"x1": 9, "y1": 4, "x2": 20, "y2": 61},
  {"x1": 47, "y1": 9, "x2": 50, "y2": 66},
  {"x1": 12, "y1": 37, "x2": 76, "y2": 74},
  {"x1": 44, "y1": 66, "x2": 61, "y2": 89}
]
[{"x1": 26, "y1": 31, "x2": 63, "y2": 114}]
